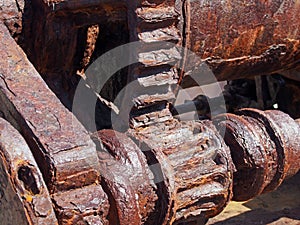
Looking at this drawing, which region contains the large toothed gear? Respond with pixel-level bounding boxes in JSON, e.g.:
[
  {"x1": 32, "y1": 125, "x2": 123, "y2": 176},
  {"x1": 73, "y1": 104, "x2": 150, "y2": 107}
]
[{"x1": 128, "y1": 119, "x2": 234, "y2": 224}]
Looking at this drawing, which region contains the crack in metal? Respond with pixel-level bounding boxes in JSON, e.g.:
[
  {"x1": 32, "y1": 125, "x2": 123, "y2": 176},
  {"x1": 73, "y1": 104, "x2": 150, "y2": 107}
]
[
  {"x1": 0, "y1": 73, "x2": 16, "y2": 97},
  {"x1": 52, "y1": 113, "x2": 62, "y2": 130},
  {"x1": 52, "y1": 144, "x2": 88, "y2": 155},
  {"x1": 14, "y1": 0, "x2": 22, "y2": 13}
]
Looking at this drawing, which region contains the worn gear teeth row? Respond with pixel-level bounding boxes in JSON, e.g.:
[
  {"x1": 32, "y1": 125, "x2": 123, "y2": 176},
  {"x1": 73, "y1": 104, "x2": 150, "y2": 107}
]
[
  {"x1": 127, "y1": 0, "x2": 183, "y2": 128},
  {"x1": 1, "y1": 106, "x2": 300, "y2": 224}
]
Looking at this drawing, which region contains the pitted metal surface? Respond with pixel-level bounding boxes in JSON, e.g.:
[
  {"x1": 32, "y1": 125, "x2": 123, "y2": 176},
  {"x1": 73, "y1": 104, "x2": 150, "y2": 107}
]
[
  {"x1": 0, "y1": 0, "x2": 300, "y2": 225},
  {"x1": 0, "y1": 118, "x2": 58, "y2": 224}
]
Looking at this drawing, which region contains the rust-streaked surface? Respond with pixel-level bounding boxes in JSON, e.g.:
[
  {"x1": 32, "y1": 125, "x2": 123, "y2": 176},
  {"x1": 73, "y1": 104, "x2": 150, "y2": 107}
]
[
  {"x1": 1, "y1": 0, "x2": 300, "y2": 224},
  {"x1": 0, "y1": 22, "x2": 110, "y2": 225},
  {"x1": 214, "y1": 113, "x2": 271, "y2": 201},
  {"x1": 0, "y1": 0, "x2": 24, "y2": 41},
  {"x1": 238, "y1": 109, "x2": 300, "y2": 191},
  {"x1": 0, "y1": 118, "x2": 58, "y2": 224},
  {"x1": 183, "y1": 0, "x2": 300, "y2": 85}
]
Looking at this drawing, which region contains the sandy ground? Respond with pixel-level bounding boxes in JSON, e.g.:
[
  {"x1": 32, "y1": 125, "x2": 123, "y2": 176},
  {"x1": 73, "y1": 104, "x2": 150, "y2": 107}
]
[{"x1": 207, "y1": 172, "x2": 300, "y2": 225}]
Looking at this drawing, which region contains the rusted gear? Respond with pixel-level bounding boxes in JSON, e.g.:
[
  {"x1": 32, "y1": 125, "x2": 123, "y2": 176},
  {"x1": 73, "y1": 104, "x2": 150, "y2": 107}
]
[
  {"x1": 128, "y1": 119, "x2": 234, "y2": 224},
  {"x1": 214, "y1": 109, "x2": 300, "y2": 201},
  {"x1": 92, "y1": 126, "x2": 234, "y2": 225},
  {"x1": 126, "y1": 0, "x2": 183, "y2": 128}
]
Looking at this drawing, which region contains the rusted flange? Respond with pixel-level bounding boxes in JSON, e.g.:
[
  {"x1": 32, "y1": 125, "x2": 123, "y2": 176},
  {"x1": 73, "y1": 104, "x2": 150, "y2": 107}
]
[
  {"x1": 215, "y1": 109, "x2": 300, "y2": 201},
  {"x1": 128, "y1": 119, "x2": 234, "y2": 224},
  {"x1": 214, "y1": 113, "x2": 275, "y2": 201},
  {"x1": 0, "y1": 118, "x2": 58, "y2": 224},
  {"x1": 238, "y1": 108, "x2": 300, "y2": 192},
  {"x1": 93, "y1": 130, "x2": 158, "y2": 225}
]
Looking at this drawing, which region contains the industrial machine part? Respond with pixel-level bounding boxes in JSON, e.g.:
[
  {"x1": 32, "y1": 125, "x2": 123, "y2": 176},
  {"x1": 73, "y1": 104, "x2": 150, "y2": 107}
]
[
  {"x1": 0, "y1": 118, "x2": 58, "y2": 225},
  {"x1": 214, "y1": 109, "x2": 300, "y2": 201},
  {"x1": 0, "y1": 0, "x2": 300, "y2": 224}
]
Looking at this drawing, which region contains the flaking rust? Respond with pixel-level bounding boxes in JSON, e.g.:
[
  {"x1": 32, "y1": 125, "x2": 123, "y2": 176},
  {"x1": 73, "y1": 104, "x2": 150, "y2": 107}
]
[
  {"x1": 127, "y1": 119, "x2": 234, "y2": 224},
  {"x1": 0, "y1": 22, "x2": 110, "y2": 225},
  {"x1": 0, "y1": 0, "x2": 300, "y2": 225},
  {"x1": 214, "y1": 109, "x2": 300, "y2": 201},
  {"x1": 184, "y1": 0, "x2": 300, "y2": 85},
  {"x1": 0, "y1": 23, "x2": 101, "y2": 193},
  {"x1": 93, "y1": 130, "x2": 158, "y2": 225}
]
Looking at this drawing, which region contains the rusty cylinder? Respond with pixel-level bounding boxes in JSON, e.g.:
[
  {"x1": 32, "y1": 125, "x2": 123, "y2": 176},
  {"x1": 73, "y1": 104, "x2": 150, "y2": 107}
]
[
  {"x1": 182, "y1": 0, "x2": 300, "y2": 85},
  {"x1": 214, "y1": 108, "x2": 300, "y2": 201}
]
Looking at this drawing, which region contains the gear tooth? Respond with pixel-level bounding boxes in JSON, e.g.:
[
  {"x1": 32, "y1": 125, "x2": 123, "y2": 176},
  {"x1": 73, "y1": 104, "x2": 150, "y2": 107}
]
[
  {"x1": 136, "y1": 6, "x2": 179, "y2": 23},
  {"x1": 138, "y1": 27, "x2": 181, "y2": 43},
  {"x1": 138, "y1": 47, "x2": 181, "y2": 67},
  {"x1": 137, "y1": 68, "x2": 179, "y2": 87}
]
